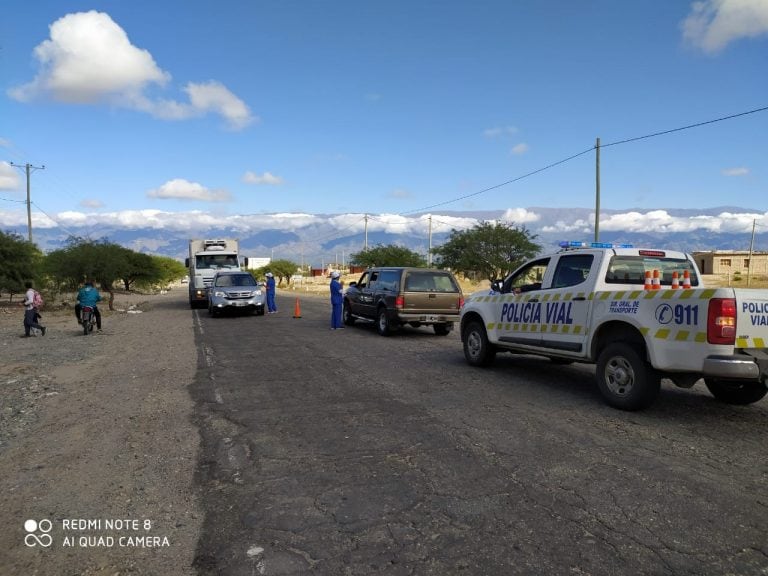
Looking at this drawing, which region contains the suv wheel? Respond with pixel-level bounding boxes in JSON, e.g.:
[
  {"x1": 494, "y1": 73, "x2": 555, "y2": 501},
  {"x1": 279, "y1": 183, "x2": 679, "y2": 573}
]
[{"x1": 376, "y1": 307, "x2": 392, "y2": 336}]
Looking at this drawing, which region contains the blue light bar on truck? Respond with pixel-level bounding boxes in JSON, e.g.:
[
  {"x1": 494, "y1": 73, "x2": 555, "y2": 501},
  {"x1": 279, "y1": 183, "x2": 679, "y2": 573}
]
[{"x1": 559, "y1": 241, "x2": 634, "y2": 249}]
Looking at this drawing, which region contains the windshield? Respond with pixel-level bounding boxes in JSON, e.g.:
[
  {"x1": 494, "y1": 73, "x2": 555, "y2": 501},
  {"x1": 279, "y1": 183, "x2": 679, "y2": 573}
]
[
  {"x1": 606, "y1": 255, "x2": 698, "y2": 287},
  {"x1": 196, "y1": 254, "x2": 239, "y2": 269},
  {"x1": 214, "y1": 274, "x2": 256, "y2": 287}
]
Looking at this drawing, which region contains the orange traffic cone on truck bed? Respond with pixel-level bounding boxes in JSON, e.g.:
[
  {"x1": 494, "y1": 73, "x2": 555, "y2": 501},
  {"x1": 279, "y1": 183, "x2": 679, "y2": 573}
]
[
  {"x1": 292, "y1": 297, "x2": 302, "y2": 319},
  {"x1": 644, "y1": 271, "x2": 652, "y2": 290},
  {"x1": 682, "y1": 270, "x2": 692, "y2": 289}
]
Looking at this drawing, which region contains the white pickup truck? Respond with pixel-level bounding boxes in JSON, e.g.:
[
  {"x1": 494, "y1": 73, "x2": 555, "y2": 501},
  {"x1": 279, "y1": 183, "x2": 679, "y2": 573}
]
[{"x1": 460, "y1": 242, "x2": 768, "y2": 410}]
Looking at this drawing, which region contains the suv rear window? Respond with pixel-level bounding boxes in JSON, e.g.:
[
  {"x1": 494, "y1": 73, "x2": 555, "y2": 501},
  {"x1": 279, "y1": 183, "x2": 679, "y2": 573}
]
[
  {"x1": 605, "y1": 256, "x2": 698, "y2": 287},
  {"x1": 404, "y1": 271, "x2": 459, "y2": 293}
]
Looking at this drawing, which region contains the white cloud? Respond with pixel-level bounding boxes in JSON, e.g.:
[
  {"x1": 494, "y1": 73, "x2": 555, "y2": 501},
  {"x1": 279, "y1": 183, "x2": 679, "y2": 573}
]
[
  {"x1": 0, "y1": 162, "x2": 21, "y2": 190},
  {"x1": 0, "y1": 138, "x2": 11, "y2": 148},
  {"x1": 242, "y1": 171, "x2": 284, "y2": 185},
  {"x1": 2, "y1": 208, "x2": 766, "y2": 247},
  {"x1": 146, "y1": 178, "x2": 231, "y2": 202},
  {"x1": 484, "y1": 126, "x2": 518, "y2": 138},
  {"x1": 80, "y1": 199, "x2": 104, "y2": 208},
  {"x1": 596, "y1": 209, "x2": 762, "y2": 234},
  {"x1": 682, "y1": 0, "x2": 768, "y2": 53},
  {"x1": 7, "y1": 11, "x2": 255, "y2": 130},
  {"x1": 388, "y1": 188, "x2": 412, "y2": 200},
  {"x1": 722, "y1": 166, "x2": 749, "y2": 176},
  {"x1": 500, "y1": 208, "x2": 541, "y2": 224},
  {"x1": 510, "y1": 143, "x2": 529, "y2": 155}
]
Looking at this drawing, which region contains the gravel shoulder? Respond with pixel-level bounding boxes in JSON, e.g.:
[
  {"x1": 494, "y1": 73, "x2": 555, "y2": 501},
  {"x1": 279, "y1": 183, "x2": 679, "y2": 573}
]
[{"x1": 0, "y1": 288, "x2": 202, "y2": 575}]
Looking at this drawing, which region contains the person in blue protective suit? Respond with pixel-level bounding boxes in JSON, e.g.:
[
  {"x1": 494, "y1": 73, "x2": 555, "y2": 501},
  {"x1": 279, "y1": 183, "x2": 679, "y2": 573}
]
[
  {"x1": 75, "y1": 279, "x2": 103, "y2": 331},
  {"x1": 265, "y1": 272, "x2": 277, "y2": 313},
  {"x1": 329, "y1": 270, "x2": 344, "y2": 329}
]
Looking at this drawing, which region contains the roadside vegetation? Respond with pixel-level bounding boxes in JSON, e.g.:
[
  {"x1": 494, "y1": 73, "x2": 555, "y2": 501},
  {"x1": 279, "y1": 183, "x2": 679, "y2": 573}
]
[{"x1": 0, "y1": 231, "x2": 186, "y2": 307}]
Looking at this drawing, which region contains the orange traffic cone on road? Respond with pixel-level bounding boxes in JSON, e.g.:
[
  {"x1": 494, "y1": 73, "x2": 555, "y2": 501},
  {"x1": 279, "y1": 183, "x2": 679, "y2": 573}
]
[
  {"x1": 644, "y1": 271, "x2": 652, "y2": 290},
  {"x1": 682, "y1": 270, "x2": 692, "y2": 289},
  {"x1": 651, "y1": 269, "x2": 661, "y2": 290},
  {"x1": 292, "y1": 297, "x2": 302, "y2": 318},
  {"x1": 671, "y1": 271, "x2": 680, "y2": 289}
]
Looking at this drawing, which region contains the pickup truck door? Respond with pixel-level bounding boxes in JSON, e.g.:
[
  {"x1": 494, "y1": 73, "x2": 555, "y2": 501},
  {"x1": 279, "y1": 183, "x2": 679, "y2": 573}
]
[
  {"x1": 358, "y1": 270, "x2": 379, "y2": 319},
  {"x1": 492, "y1": 257, "x2": 552, "y2": 350},
  {"x1": 535, "y1": 253, "x2": 595, "y2": 356}
]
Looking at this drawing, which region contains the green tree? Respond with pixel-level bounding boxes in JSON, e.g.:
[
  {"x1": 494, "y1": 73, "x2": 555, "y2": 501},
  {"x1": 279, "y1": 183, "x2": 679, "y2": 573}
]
[
  {"x1": 432, "y1": 222, "x2": 541, "y2": 281},
  {"x1": 350, "y1": 244, "x2": 427, "y2": 268},
  {"x1": 0, "y1": 231, "x2": 43, "y2": 300},
  {"x1": 44, "y1": 238, "x2": 177, "y2": 309},
  {"x1": 149, "y1": 255, "x2": 187, "y2": 287},
  {"x1": 254, "y1": 259, "x2": 300, "y2": 285}
]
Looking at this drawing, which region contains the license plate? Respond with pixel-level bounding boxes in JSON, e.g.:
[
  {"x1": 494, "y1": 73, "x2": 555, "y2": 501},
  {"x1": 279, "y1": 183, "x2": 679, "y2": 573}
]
[{"x1": 233, "y1": 301, "x2": 246, "y2": 306}]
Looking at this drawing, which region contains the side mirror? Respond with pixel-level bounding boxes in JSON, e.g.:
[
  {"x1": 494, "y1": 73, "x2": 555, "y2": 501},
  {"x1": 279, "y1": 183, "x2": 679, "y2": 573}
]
[
  {"x1": 348, "y1": 281, "x2": 358, "y2": 288},
  {"x1": 490, "y1": 279, "x2": 504, "y2": 293}
]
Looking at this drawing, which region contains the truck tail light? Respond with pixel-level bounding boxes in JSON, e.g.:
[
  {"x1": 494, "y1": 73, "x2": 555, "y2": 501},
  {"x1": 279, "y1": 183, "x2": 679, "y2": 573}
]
[
  {"x1": 395, "y1": 295, "x2": 405, "y2": 310},
  {"x1": 707, "y1": 298, "x2": 736, "y2": 345},
  {"x1": 458, "y1": 296, "x2": 465, "y2": 309}
]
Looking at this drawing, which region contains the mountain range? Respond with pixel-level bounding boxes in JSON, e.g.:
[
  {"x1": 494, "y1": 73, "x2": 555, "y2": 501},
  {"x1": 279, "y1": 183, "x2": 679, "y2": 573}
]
[{"x1": 13, "y1": 205, "x2": 768, "y2": 267}]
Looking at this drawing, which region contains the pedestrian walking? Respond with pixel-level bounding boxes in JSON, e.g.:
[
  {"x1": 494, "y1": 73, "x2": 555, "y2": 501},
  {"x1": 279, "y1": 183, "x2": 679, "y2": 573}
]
[
  {"x1": 265, "y1": 272, "x2": 278, "y2": 313},
  {"x1": 330, "y1": 270, "x2": 344, "y2": 329},
  {"x1": 22, "y1": 281, "x2": 46, "y2": 337}
]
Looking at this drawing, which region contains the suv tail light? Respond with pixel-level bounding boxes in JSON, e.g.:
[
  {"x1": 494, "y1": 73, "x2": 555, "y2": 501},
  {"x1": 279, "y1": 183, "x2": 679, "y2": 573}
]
[
  {"x1": 707, "y1": 298, "x2": 736, "y2": 345},
  {"x1": 395, "y1": 295, "x2": 405, "y2": 310},
  {"x1": 458, "y1": 296, "x2": 465, "y2": 309}
]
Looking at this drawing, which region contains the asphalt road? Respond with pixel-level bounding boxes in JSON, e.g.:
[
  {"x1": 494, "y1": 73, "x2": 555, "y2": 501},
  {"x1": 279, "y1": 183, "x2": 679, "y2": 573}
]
[{"x1": 189, "y1": 292, "x2": 768, "y2": 576}]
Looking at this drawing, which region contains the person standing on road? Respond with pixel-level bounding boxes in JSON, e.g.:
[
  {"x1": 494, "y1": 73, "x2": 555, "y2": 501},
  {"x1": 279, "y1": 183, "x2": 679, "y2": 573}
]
[
  {"x1": 330, "y1": 270, "x2": 344, "y2": 329},
  {"x1": 265, "y1": 272, "x2": 277, "y2": 313},
  {"x1": 75, "y1": 279, "x2": 103, "y2": 332},
  {"x1": 22, "y1": 281, "x2": 46, "y2": 337}
]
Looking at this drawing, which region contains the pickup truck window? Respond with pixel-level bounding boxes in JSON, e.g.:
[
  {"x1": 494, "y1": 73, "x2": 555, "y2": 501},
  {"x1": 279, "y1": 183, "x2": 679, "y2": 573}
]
[
  {"x1": 606, "y1": 256, "x2": 698, "y2": 286},
  {"x1": 502, "y1": 258, "x2": 550, "y2": 294},
  {"x1": 552, "y1": 254, "x2": 593, "y2": 288}
]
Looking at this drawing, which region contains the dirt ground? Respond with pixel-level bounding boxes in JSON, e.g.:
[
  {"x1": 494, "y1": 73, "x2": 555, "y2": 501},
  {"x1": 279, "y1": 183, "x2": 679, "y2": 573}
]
[{"x1": 0, "y1": 288, "x2": 201, "y2": 575}]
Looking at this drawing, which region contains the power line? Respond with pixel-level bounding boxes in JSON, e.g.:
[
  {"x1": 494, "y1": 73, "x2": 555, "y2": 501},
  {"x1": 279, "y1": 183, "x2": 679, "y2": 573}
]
[
  {"x1": 398, "y1": 104, "x2": 768, "y2": 217},
  {"x1": 601, "y1": 105, "x2": 768, "y2": 148}
]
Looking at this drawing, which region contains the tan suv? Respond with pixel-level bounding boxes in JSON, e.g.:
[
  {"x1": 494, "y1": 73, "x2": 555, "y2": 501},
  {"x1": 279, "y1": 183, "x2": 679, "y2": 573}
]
[{"x1": 343, "y1": 267, "x2": 464, "y2": 336}]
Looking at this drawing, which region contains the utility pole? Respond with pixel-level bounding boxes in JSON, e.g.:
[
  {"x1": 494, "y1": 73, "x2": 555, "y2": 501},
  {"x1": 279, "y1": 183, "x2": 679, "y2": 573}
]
[
  {"x1": 594, "y1": 138, "x2": 600, "y2": 243},
  {"x1": 10, "y1": 162, "x2": 45, "y2": 243},
  {"x1": 428, "y1": 215, "x2": 433, "y2": 267},
  {"x1": 747, "y1": 219, "x2": 756, "y2": 288},
  {"x1": 364, "y1": 214, "x2": 369, "y2": 250}
]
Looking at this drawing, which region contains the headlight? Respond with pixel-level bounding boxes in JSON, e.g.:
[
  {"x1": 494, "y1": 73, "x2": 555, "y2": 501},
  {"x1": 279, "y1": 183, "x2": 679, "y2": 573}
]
[
  {"x1": 213, "y1": 290, "x2": 226, "y2": 297},
  {"x1": 254, "y1": 290, "x2": 262, "y2": 296}
]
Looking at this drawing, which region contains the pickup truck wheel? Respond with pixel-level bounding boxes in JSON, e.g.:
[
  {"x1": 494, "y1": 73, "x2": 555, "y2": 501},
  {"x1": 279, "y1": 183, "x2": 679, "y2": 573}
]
[
  {"x1": 596, "y1": 343, "x2": 660, "y2": 411},
  {"x1": 343, "y1": 301, "x2": 355, "y2": 326},
  {"x1": 376, "y1": 308, "x2": 392, "y2": 336},
  {"x1": 462, "y1": 320, "x2": 496, "y2": 367},
  {"x1": 433, "y1": 323, "x2": 452, "y2": 336},
  {"x1": 704, "y1": 379, "x2": 768, "y2": 405}
]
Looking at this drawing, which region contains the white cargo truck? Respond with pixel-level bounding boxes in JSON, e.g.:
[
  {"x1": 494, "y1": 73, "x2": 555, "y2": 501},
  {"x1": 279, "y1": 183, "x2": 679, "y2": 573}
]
[{"x1": 186, "y1": 239, "x2": 240, "y2": 308}]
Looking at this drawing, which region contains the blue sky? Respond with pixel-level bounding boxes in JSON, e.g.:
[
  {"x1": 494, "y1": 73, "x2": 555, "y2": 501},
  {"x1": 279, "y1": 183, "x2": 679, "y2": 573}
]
[{"x1": 1, "y1": 0, "x2": 767, "y2": 243}]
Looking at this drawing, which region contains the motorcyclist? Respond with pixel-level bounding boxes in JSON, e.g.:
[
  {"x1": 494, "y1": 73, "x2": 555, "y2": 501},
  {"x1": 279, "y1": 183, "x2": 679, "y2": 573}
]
[{"x1": 75, "y1": 279, "x2": 103, "y2": 332}]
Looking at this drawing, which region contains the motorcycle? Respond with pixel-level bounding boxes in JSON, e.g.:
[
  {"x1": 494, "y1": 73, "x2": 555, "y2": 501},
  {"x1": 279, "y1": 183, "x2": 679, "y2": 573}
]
[{"x1": 81, "y1": 306, "x2": 96, "y2": 335}]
